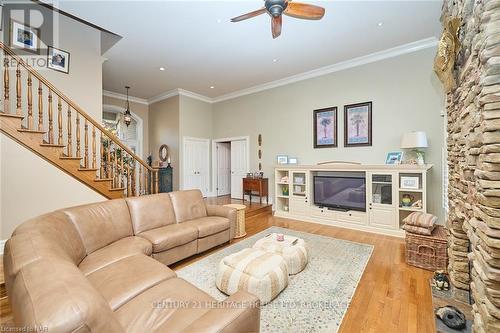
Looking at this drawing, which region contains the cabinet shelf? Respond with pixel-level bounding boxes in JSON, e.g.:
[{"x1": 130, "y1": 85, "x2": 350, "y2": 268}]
[
  {"x1": 276, "y1": 195, "x2": 289, "y2": 198},
  {"x1": 277, "y1": 182, "x2": 289, "y2": 185},
  {"x1": 399, "y1": 188, "x2": 423, "y2": 193},
  {"x1": 399, "y1": 206, "x2": 423, "y2": 212}
]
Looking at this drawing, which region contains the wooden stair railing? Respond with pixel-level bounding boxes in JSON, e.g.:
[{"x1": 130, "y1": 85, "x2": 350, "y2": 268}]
[{"x1": 0, "y1": 42, "x2": 159, "y2": 198}]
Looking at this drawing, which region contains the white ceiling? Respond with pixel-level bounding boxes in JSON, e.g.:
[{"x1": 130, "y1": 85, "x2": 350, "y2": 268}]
[{"x1": 57, "y1": 0, "x2": 443, "y2": 100}]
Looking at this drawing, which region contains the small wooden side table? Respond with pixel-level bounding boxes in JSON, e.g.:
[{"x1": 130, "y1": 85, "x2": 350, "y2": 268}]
[
  {"x1": 224, "y1": 204, "x2": 247, "y2": 238},
  {"x1": 242, "y1": 177, "x2": 269, "y2": 204}
]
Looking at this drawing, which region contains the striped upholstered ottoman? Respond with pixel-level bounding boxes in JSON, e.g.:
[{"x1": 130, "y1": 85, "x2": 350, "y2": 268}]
[
  {"x1": 253, "y1": 233, "x2": 308, "y2": 275},
  {"x1": 215, "y1": 248, "x2": 288, "y2": 304}
]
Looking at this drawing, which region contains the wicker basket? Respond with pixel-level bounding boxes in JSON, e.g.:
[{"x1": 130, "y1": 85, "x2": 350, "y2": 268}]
[{"x1": 405, "y1": 225, "x2": 448, "y2": 271}]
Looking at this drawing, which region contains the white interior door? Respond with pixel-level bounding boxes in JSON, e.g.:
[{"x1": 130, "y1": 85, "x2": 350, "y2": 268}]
[
  {"x1": 230, "y1": 139, "x2": 248, "y2": 199},
  {"x1": 183, "y1": 137, "x2": 209, "y2": 196},
  {"x1": 216, "y1": 142, "x2": 231, "y2": 196}
]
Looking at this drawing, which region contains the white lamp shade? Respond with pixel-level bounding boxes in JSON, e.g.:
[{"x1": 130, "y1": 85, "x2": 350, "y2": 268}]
[{"x1": 401, "y1": 131, "x2": 428, "y2": 149}]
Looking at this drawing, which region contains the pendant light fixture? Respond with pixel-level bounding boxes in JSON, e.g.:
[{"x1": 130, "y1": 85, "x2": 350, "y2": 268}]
[{"x1": 123, "y1": 86, "x2": 132, "y2": 127}]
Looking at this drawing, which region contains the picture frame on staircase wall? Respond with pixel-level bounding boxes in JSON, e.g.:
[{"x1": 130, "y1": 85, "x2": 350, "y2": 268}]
[
  {"x1": 47, "y1": 46, "x2": 70, "y2": 74},
  {"x1": 10, "y1": 19, "x2": 40, "y2": 54}
]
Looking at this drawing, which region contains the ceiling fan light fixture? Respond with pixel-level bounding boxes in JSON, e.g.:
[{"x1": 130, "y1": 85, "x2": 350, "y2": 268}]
[{"x1": 265, "y1": 0, "x2": 287, "y2": 17}]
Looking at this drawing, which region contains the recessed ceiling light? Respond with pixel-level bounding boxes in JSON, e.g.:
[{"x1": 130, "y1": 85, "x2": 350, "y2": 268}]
[
  {"x1": 159, "y1": 67, "x2": 165, "y2": 71},
  {"x1": 377, "y1": 22, "x2": 383, "y2": 27},
  {"x1": 216, "y1": 19, "x2": 222, "y2": 23},
  {"x1": 273, "y1": 58, "x2": 278, "y2": 63},
  {"x1": 210, "y1": 86, "x2": 215, "y2": 89}
]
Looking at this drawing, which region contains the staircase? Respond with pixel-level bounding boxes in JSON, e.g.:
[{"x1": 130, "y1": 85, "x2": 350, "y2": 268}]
[{"x1": 0, "y1": 42, "x2": 158, "y2": 199}]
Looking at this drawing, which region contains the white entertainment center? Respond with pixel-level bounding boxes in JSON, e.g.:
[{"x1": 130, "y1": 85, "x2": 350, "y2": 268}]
[{"x1": 274, "y1": 163, "x2": 432, "y2": 237}]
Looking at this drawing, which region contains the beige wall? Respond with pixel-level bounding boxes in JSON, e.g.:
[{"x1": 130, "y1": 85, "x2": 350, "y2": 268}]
[
  {"x1": 179, "y1": 95, "x2": 213, "y2": 189},
  {"x1": 1, "y1": 5, "x2": 106, "y2": 238},
  {"x1": 212, "y1": 48, "x2": 445, "y2": 222},
  {"x1": 103, "y1": 95, "x2": 149, "y2": 159},
  {"x1": 149, "y1": 96, "x2": 180, "y2": 190}
]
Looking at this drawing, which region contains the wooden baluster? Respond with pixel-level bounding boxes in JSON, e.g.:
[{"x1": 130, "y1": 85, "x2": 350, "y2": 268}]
[
  {"x1": 127, "y1": 161, "x2": 132, "y2": 196},
  {"x1": 100, "y1": 135, "x2": 105, "y2": 178},
  {"x1": 83, "y1": 119, "x2": 89, "y2": 168},
  {"x1": 120, "y1": 149, "x2": 124, "y2": 188},
  {"x1": 138, "y1": 165, "x2": 142, "y2": 195},
  {"x1": 76, "y1": 113, "x2": 81, "y2": 158},
  {"x1": 131, "y1": 164, "x2": 136, "y2": 196},
  {"x1": 47, "y1": 91, "x2": 53, "y2": 143},
  {"x1": 57, "y1": 97, "x2": 63, "y2": 145},
  {"x1": 113, "y1": 146, "x2": 118, "y2": 188},
  {"x1": 67, "y1": 106, "x2": 72, "y2": 156},
  {"x1": 38, "y1": 82, "x2": 43, "y2": 131},
  {"x1": 3, "y1": 56, "x2": 9, "y2": 114},
  {"x1": 155, "y1": 170, "x2": 159, "y2": 194},
  {"x1": 107, "y1": 138, "x2": 111, "y2": 179},
  {"x1": 16, "y1": 64, "x2": 21, "y2": 115},
  {"x1": 92, "y1": 126, "x2": 96, "y2": 169},
  {"x1": 27, "y1": 73, "x2": 33, "y2": 129}
]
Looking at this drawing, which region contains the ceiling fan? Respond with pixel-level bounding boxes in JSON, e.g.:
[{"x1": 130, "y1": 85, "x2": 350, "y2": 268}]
[{"x1": 231, "y1": 0, "x2": 325, "y2": 39}]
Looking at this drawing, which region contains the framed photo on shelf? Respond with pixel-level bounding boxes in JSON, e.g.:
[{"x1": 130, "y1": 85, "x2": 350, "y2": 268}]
[
  {"x1": 386, "y1": 152, "x2": 403, "y2": 165},
  {"x1": 10, "y1": 19, "x2": 40, "y2": 54},
  {"x1": 276, "y1": 155, "x2": 288, "y2": 165},
  {"x1": 47, "y1": 46, "x2": 70, "y2": 74},
  {"x1": 344, "y1": 102, "x2": 372, "y2": 147},
  {"x1": 313, "y1": 107, "x2": 337, "y2": 148},
  {"x1": 401, "y1": 176, "x2": 420, "y2": 190}
]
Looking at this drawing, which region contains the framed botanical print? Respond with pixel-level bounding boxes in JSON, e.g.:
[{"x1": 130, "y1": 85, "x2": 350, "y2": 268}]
[
  {"x1": 344, "y1": 102, "x2": 372, "y2": 147},
  {"x1": 10, "y1": 19, "x2": 40, "y2": 54},
  {"x1": 313, "y1": 107, "x2": 337, "y2": 148}
]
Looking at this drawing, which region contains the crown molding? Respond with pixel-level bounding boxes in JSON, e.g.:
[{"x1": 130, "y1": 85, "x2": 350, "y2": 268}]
[
  {"x1": 147, "y1": 89, "x2": 181, "y2": 105},
  {"x1": 147, "y1": 88, "x2": 213, "y2": 105},
  {"x1": 103, "y1": 90, "x2": 149, "y2": 105},
  {"x1": 104, "y1": 37, "x2": 439, "y2": 106},
  {"x1": 212, "y1": 37, "x2": 439, "y2": 103}
]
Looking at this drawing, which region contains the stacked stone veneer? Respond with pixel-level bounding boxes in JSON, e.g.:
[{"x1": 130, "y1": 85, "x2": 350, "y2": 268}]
[{"x1": 444, "y1": 0, "x2": 500, "y2": 332}]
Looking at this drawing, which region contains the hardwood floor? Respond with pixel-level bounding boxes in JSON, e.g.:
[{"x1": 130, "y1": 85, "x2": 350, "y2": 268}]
[{"x1": 0, "y1": 196, "x2": 435, "y2": 332}]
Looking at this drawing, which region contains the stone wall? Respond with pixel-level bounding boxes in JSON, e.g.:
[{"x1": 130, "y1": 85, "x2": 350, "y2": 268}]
[{"x1": 444, "y1": 0, "x2": 500, "y2": 332}]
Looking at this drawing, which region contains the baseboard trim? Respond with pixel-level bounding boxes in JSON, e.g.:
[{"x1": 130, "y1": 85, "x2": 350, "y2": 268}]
[{"x1": 0, "y1": 239, "x2": 6, "y2": 255}]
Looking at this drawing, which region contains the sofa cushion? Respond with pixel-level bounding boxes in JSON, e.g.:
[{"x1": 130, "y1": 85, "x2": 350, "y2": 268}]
[
  {"x1": 169, "y1": 190, "x2": 207, "y2": 223},
  {"x1": 138, "y1": 223, "x2": 198, "y2": 253},
  {"x1": 63, "y1": 199, "x2": 133, "y2": 255},
  {"x1": 87, "y1": 254, "x2": 176, "y2": 310},
  {"x1": 11, "y1": 258, "x2": 124, "y2": 333},
  {"x1": 115, "y1": 277, "x2": 214, "y2": 333},
  {"x1": 125, "y1": 193, "x2": 177, "y2": 234},
  {"x1": 183, "y1": 216, "x2": 230, "y2": 238},
  {"x1": 78, "y1": 236, "x2": 153, "y2": 276}
]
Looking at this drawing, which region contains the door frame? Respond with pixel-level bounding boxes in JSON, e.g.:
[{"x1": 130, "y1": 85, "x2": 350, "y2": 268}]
[
  {"x1": 211, "y1": 136, "x2": 250, "y2": 197},
  {"x1": 182, "y1": 136, "x2": 210, "y2": 196}
]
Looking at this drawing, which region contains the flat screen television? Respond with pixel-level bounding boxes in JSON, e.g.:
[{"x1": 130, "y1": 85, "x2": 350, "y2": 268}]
[{"x1": 313, "y1": 175, "x2": 366, "y2": 212}]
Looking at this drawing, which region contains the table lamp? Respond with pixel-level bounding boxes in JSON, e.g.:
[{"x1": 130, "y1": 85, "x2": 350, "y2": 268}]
[{"x1": 401, "y1": 131, "x2": 428, "y2": 165}]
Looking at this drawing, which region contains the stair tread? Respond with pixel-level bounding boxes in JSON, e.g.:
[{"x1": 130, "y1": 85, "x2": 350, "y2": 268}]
[
  {"x1": 0, "y1": 112, "x2": 24, "y2": 119},
  {"x1": 95, "y1": 178, "x2": 112, "y2": 182},
  {"x1": 109, "y1": 187, "x2": 126, "y2": 191},
  {"x1": 60, "y1": 155, "x2": 82, "y2": 160},
  {"x1": 78, "y1": 168, "x2": 98, "y2": 171},
  {"x1": 18, "y1": 127, "x2": 46, "y2": 134},
  {"x1": 40, "y1": 142, "x2": 65, "y2": 148}
]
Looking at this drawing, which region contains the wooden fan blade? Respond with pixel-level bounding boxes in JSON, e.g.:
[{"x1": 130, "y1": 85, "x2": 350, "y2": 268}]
[
  {"x1": 231, "y1": 8, "x2": 267, "y2": 22},
  {"x1": 284, "y1": 2, "x2": 325, "y2": 20},
  {"x1": 271, "y1": 15, "x2": 282, "y2": 39}
]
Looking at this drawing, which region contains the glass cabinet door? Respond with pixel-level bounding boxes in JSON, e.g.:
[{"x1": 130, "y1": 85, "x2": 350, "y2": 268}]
[{"x1": 371, "y1": 174, "x2": 393, "y2": 206}]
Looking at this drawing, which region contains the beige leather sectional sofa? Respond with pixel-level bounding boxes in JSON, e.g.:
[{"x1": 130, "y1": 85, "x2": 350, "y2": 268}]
[{"x1": 3, "y1": 189, "x2": 260, "y2": 332}]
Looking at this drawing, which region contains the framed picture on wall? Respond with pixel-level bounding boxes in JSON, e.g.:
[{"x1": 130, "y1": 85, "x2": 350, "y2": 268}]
[
  {"x1": 10, "y1": 19, "x2": 40, "y2": 54},
  {"x1": 344, "y1": 102, "x2": 372, "y2": 147},
  {"x1": 313, "y1": 107, "x2": 337, "y2": 148},
  {"x1": 47, "y1": 46, "x2": 70, "y2": 74}
]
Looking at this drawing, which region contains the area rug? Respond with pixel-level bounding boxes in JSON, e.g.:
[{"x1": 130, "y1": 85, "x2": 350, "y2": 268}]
[{"x1": 177, "y1": 227, "x2": 373, "y2": 333}]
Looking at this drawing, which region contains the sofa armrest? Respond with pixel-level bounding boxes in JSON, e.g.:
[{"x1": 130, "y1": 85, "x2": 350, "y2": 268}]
[
  {"x1": 181, "y1": 290, "x2": 260, "y2": 333},
  {"x1": 206, "y1": 205, "x2": 237, "y2": 239}
]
